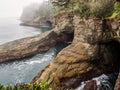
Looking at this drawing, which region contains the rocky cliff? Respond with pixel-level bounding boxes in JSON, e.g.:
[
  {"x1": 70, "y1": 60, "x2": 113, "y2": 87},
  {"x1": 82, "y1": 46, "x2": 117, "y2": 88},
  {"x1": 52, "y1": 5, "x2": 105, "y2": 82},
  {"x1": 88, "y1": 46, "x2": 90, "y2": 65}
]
[
  {"x1": 0, "y1": 12, "x2": 119, "y2": 89},
  {"x1": 0, "y1": 1, "x2": 120, "y2": 89},
  {"x1": 32, "y1": 14, "x2": 120, "y2": 90}
]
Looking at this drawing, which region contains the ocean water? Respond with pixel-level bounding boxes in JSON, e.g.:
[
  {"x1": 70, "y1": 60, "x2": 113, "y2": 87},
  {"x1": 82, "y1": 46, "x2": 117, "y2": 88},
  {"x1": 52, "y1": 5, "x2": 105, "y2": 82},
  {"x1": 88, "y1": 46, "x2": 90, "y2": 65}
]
[
  {"x1": 0, "y1": 17, "x2": 58, "y2": 85},
  {"x1": 76, "y1": 73, "x2": 118, "y2": 90}
]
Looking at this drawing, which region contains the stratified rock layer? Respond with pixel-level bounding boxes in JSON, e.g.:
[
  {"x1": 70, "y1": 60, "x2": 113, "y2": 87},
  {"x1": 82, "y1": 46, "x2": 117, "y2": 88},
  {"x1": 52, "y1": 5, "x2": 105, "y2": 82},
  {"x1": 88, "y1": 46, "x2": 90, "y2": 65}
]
[
  {"x1": 32, "y1": 15, "x2": 120, "y2": 89},
  {"x1": 0, "y1": 13, "x2": 120, "y2": 89}
]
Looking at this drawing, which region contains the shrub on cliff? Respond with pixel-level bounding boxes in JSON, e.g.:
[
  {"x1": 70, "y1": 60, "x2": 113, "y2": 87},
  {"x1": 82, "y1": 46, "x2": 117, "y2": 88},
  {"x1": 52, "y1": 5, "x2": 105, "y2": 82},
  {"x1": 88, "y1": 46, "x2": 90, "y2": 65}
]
[
  {"x1": 51, "y1": 0, "x2": 115, "y2": 18},
  {"x1": 110, "y1": 1, "x2": 120, "y2": 19},
  {"x1": 0, "y1": 81, "x2": 52, "y2": 90},
  {"x1": 90, "y1": 0, "x2": 115, "y2": 18}
]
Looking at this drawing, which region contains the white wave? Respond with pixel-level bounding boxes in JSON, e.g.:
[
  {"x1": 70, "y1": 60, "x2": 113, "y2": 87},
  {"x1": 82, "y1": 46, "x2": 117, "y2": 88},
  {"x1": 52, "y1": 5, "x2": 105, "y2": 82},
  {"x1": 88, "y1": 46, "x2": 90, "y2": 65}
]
[
  {"x1": 75, "y1": 74, "x2": 110, "y2": 90},
  {"x1": 25, "y1": 60, "x2": 43, "y2": 65},
  {"x1": 93, "y1": 74, "x2": 109, "y2": 86}
]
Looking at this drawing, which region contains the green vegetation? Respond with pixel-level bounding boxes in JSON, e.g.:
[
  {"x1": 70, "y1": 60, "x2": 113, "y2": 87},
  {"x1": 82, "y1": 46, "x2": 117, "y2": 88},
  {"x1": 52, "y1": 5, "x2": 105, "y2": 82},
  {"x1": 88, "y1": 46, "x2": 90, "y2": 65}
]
[
  {"x1": 51, "y1": 0, "x2": 91, "y2": 17},
  {"x1": 51, "y1": 0, "x2": 115, "y2": 18},
  {"x1": 92, "y1": 0, "x2": 114, "y2": 18},
  {"x1": 110, "y1": 1, "x2": 120, "y2": 19},
  {"x1": 110, "y1": 1, "x2": 120, "y2": 39},
  {"x1": 0, "y1": 81, "x2": 52, "y2": 90}
]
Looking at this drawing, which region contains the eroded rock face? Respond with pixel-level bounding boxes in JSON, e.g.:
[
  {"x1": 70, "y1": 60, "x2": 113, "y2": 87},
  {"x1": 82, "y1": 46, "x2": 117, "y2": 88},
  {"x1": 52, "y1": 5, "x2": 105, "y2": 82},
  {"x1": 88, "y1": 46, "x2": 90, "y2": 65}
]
[
  {"x1": 32, "y1": 43, "x2": 102, "y2": 89},
  {"x1": 32, "y1": 15, "x2": 120, "y2": 89},
  {"x1": 0, "y1": 12, "x2": 119, "y2": 89},
  {"x1": 0, "y1": 14, "x2": 74, "y2": 63}
]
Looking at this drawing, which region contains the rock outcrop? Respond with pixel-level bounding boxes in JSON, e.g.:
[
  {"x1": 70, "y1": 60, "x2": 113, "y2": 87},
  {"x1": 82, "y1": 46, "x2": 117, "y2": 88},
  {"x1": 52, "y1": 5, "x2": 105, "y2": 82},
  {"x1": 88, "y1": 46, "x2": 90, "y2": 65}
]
[
  {"x1": 0, "y1": 10, "x2": 120, "y2": 90},
  {"x1": 0, "y1": 14, "x2": 74, "y2": 63},
  {"x1": 83, "y1": 80, "x2": 97, "y2": 90},
  {"x1": 20, "y1": 17, "x2": 54, "y2": 28},
  {"x1": 32, "y1": 15, "x2": 120, "y2": 89}
]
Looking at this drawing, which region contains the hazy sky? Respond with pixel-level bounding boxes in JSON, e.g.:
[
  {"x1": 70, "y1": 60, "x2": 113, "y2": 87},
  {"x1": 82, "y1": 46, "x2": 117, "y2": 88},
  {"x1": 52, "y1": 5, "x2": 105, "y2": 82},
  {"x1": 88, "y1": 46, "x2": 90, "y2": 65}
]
[{"x1": 0, "y1": 0, "x2": 45, "y2": 18}]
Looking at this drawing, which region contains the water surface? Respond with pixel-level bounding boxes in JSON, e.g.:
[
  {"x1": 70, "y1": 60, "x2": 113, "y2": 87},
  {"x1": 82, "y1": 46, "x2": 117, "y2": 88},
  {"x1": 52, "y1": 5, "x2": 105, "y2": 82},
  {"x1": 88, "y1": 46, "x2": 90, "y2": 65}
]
[
  {"x1": 0, "y1": 17, "x2": 57, "y2": 85},
  {"x1": 0, "y1": 17, "x2": 45, "y2": 44}
]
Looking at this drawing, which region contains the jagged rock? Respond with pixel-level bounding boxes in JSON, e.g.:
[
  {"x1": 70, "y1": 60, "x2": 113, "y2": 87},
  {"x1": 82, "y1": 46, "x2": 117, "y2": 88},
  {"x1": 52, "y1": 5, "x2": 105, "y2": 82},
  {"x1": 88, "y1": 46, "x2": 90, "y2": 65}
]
[
  {"x1": 83, "y1": 80, "x2": 108, "y2": 90},
  {"x1": 0, "y1": 14, "x2": 74, "y2": 63},
  {"x1": 83, "y1": 80, "x2": 97, "y2": 90},
  {"x1": 32, "y1": 15, "x2": 120, "y2": 89},
  {"x1": 0, "y1": 12, "x2": 120, "y2": 89},
  {"x1": 32, "y1": 42, "x2": 103, "y2": 89}
]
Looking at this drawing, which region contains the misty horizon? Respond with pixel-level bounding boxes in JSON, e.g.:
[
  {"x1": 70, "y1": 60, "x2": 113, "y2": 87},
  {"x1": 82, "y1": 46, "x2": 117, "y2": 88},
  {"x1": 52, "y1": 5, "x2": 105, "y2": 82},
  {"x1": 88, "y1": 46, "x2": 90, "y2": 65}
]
[{"x1": 0, "y1": 0, "x2": 46, "y2": 18}]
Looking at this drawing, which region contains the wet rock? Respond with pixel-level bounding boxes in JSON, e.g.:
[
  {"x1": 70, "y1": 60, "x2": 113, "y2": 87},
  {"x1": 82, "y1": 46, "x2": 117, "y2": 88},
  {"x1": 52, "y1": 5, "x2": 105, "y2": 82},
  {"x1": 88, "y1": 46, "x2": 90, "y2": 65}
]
[{"x1": 83, "y1": 80, "x2": 97, "y2": 90}]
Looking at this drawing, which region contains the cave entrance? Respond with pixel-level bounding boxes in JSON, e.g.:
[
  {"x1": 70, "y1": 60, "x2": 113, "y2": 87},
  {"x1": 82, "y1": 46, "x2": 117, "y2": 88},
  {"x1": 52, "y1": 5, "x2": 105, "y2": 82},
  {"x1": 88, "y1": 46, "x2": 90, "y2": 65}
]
[{"x1": 46, "y1": 20, "x2": 52, "y2": 27}]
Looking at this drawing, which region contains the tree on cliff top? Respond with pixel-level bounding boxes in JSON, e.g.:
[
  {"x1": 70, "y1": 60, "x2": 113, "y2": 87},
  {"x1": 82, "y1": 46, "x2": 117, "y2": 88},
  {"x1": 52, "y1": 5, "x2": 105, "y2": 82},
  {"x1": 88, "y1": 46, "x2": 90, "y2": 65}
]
[
  {"x1": 21, "y1": 1, "x2": 53, "y2": 23},
  {"x1": 20, "y1": 3, "x2": 40, "y2": 22}
]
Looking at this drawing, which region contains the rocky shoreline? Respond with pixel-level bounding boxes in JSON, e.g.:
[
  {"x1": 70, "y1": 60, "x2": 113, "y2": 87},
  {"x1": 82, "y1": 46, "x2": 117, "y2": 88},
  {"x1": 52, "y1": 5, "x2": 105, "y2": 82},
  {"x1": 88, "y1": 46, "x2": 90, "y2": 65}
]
[
  {"x1": 0, "y1": 13, "x2": 120, "y2": 89},
  {"x1": 20, "y1": 22, "x2": 51, "y2": 29},
  {"x1": 32, "y1": 14, "x2": 120, "y2": 90},
  {"x1": 20, "y1": 16, "x2": 54, "y2": 29}
]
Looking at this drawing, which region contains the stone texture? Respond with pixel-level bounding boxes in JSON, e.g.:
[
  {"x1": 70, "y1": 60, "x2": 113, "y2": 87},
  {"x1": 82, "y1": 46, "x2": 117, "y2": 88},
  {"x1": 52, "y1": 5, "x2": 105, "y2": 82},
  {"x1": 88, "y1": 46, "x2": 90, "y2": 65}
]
[
  {"x1": 0, "y1": 31, "x2": 56, "y2": 62},
  {"x1": 32, "y1": 43, "x2": 103, "y2": 89},
  {"x1": 32, "y1": 15, "x2": 120, "y2": 89},
  {"x1": 83, "y1": 80, "x2": 97, "y2": 90},
  {"x1": 0, "y1": 14, "x2": 74, "y2": 63},
  {"x1": 0, "y1": 12, "x2": 120, "y2": 89}
]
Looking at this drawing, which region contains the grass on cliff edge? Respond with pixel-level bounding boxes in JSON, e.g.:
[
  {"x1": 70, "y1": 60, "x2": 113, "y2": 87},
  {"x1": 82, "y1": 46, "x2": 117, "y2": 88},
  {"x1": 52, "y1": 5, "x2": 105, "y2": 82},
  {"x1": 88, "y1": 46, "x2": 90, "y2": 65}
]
[
  {"x1": 53, "y1": 0, "x2": 115, "y2": 18},
  {"x1": 0, "y1": 81, "x2": 52, "y2": 90},
  {"x1": 109, "y1": 1, "x2": 120, "y2": 19}
]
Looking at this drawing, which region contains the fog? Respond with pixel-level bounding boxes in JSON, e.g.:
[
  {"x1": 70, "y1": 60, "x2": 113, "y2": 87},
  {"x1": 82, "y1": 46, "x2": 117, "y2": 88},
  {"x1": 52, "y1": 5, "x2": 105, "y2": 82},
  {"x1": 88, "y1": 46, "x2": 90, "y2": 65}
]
[
  {"x1": 0, "y1": 0, "x2": 45, "y2": 18},
  {"x1": 21, "y1": 1, "x2": 53, "y2": 23}
]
